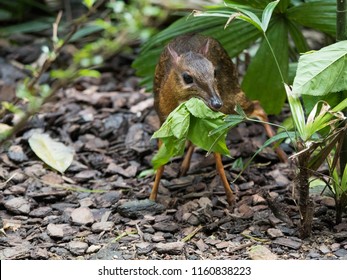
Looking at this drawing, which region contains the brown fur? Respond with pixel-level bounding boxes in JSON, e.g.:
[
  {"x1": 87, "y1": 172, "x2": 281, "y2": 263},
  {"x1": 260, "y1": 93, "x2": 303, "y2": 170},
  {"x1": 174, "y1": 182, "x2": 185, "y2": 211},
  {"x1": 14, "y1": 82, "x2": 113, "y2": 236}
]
[{"x1": 154, "y1": 33, "x2": 254, "y2": 123}]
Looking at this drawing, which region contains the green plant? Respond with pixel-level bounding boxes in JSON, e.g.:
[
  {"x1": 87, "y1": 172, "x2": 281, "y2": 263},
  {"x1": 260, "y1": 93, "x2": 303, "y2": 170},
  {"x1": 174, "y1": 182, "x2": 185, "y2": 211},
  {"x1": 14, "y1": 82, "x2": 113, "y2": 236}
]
[
  {"x1": 151, "y1": 98, "x2": 235, "y2": 170},
  {"x1": 328, "y1": 150, "x2": 347, "y2": 224},
  {"x1": 134, "y1": 0, "x2": 337, "y2": 114},
  {"x1": 193, "y1": 1, "x2": 347, "y2": 236}
]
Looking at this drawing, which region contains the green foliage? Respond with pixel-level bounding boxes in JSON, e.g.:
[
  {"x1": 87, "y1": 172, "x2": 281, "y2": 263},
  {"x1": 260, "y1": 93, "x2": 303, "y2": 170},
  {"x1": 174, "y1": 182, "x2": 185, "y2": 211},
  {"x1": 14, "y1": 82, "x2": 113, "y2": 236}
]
[
  {"x1": 293, "y1": 41, "x2": 347, "y2": 96},
  {"x1": 151, "y1": 98, "x2": 230, "y2": 170},
  {"x1": 282, "y1": 39, "x2": 347, "y2": 234},
  {"x1": 0, "y1": 0, "x2": 52, "y2": 22},
  {"x1": 133, "y1": 0, "x2": 337, "y2": 114}
]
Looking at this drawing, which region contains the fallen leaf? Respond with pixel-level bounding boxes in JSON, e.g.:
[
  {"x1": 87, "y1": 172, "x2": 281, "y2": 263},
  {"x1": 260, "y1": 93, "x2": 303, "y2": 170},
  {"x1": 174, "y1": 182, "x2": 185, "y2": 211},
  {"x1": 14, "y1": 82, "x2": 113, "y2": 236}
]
[{"x1": 28, "y1": 133, "x2": 74, "y2": 173}]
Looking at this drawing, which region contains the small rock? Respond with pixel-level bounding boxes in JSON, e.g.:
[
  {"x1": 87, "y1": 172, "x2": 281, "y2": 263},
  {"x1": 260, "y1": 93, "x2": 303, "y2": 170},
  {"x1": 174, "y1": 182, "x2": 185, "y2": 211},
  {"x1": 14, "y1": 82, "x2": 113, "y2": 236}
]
[
  {"x1": 152, "y1": 232, "x2": 165, "y2": 242},
  {"x1": 320, "y1": 197, "x2": 335, "y2": 207},
  {"x1": 194, "y1": 239, "x2": 209, "y2": 252},
  {"x1": 4, "y1": 197, "x2": 30, "y2": 215},
  {"x1": 31, "y1": 247, "x2": 49, "y2": 259},
  {"x1": 248, "y1": 245, "x2": 278, "y2": 260},
  {"x1": 68, "y1": 240, "x2": 88, "y2": 255},
  {"x1": 91, "y1": 222, "x2": 114, "y2": 233},
  {"x1": 215, "y1": 241, "x2": 230, "y2": 249},
  {"x1": 273, "y1": 237, "x2": 302, "y2": 250},
  {"x1": 104, "y1": 114, "x2": 127, "y2": 132},
  {"x1": 7, "y1": 184, "x2": 26, "y2": 195},
  {"x1": 136, "y1": 242, "x2": 153, "y2": 255},
  {"x1": 331, "y1": 243, "x2": 340, "y2": 251},
  {"x1": 106, "y1": 163, "x2": 137, "y2": 178},
  {"x1": 50, "y1": 247, "x2": 70, "y2": 257},
  {"x1": 153, "y1": 222, "x2": 179, "y2": 233},
  {"x1": 0, "y1": 244, "x2": 31, "y2": 259},
  {"x1": 79, "y1": 197, "x2": 94, "y2": 208},
  {"x1": 334, "y1": 248, "x2": 347, "y2": 258},
  {"x1": 41, "y1": 172, "x2": 64, "y2": 185},
  {"x1": 86, "y1": 245, "x2": 101, "y2": 254},
  {"x1": 205, "y1": 238, "x2": 221, "y2": 245},
  {"x1": 29, "y1": 206, "x2": 52, "y2": 217},
  {"x1": 252, "y1": 194, "x2": 266, "y2": 205},
  {"x1": 238, "y1": 204, "x2": 254, "y2": 218},
  {"x1": 8, "y1": 171, "x2": 26, "y2": 183},
  {"x1": 84, "y1": 136, "x2": 108, "y2": 150},
  {"x1": 117, "y1": 199, "x2": 165, "y2": 219},
  {"x1": 96, "y1": 191, "x2": 122, "y2": 208},
  {"x1": 51, "y1": 202, "x2": 79, "y2": 213},
  {"x1": 267, "y1": 228, "x2": 284, "y2": 238},
  {"x1": 24, "y1": 163, "x2": 46, "y2": 177},
  {"x1": 7, "y1": 145, "x2": 28, "y2": 162},
  {"x1": 307, "y1": 251, "x2": 321, "y2": 259},
  {"x1": 47, "y1": 223, "x2": 73, "y2": 239},
  {"x1": 334, "y1": 231, "x2": 347, "y2": 242},
  {"x1": 197, "y1": 197, "x2": 212, "y2": 208},
  {"x1": 186, "y1": 214, "x2": 200, "y2": 226},
  {"x1": 289, "y1": 253, "x2": 301, "y2": 259},
  {"x1": 334, "y1": 223, "x2": 347, "y2": 232},
  {"x1": 238, "y1": 181, "x2": 254, "y2": 191},
  {"x1": 268, "y1": 169, "x2": 290, "y2": 187},
  {"x1": 155, "y1": 241, "x2": 184, "y2": 255},
  {"x1": 125, "y1": 123, "x2": 151, "y2": 153},
  {"x1": 70, "y1": 207, "x2": 94, "y2": 225},
  {"x1": 319, "y1": 244, "x2": 330, "y2": 254},
  {"x1": 74, "y1": 170, "x2": 99, "y2": 182}
]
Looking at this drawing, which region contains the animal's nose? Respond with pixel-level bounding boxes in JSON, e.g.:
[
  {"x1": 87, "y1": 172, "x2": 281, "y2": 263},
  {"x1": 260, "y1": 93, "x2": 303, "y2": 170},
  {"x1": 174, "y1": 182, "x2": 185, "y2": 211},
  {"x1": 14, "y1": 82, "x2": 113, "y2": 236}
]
[{"x1": 210, "y1": 97, "x2": 223, "y2": 110}]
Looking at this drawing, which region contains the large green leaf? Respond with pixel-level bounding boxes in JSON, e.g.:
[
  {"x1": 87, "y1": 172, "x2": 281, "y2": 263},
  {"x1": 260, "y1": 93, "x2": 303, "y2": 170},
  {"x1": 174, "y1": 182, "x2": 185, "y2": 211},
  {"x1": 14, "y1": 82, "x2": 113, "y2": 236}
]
[
  {"x1": 287, "y1": 0, "x2": 336, "y2": 36},
  {"x1": 225, "y1": 0, "x2": 275, "y2": 9},
  {"x1": 151, "y1": 98, "x2": 230, "y2": 169},
  {"x1": 287, "y1": 20, "x2": 309, "y2": 53},
  {"x1": 133, "y1": 7, "x2": 261, "y2": 90},
  {"x1": 292, "y1": 41, "x2": 347, "y2": 96},
  {"x1": 242, "y1": 18, "x2": 289, "y2": 114}
]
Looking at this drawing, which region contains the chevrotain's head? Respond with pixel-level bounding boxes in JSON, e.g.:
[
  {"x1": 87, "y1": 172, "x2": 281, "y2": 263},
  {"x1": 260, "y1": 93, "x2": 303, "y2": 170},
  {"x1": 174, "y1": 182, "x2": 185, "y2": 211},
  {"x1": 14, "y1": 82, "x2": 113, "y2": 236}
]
[{"x1": 167, "y1": 39, "x2": 223, "y2": 111}]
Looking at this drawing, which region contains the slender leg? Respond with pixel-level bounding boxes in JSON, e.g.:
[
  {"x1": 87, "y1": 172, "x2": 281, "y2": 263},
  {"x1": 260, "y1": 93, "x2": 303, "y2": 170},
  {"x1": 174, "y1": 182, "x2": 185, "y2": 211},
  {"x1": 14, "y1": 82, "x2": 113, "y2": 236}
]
[
  {"x1": 150, "y1": 140, "x2": 164, "y2": 201},
  {"x1": 150, "y1": 165, "x2": 164, "y2": 201},
  {"x1": 179, "y1": 141, "x2": 195, "y2": 177},
  {"x1": 214, "y1": 153, "x2": 235, "y2": 205},
  {"x1": 250, "y1": 101, "x2": 288, "y2": 163}
]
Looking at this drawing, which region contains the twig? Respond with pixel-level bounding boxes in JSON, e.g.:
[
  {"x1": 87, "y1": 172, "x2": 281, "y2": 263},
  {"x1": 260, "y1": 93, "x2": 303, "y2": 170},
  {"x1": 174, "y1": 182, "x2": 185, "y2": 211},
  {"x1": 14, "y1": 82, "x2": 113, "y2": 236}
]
[
  {"x1": 112, "y1": 230, "x2": 138, "y2": 243},
  {"x1": 181, "y1": 225, "x2": 203, "y2": 242},
  {"x1": 228, "y1": 241, "x2": 255, "y2": 253},
  {"x1": 241, "y1": 233, "x2": 269, "y2": 243}
]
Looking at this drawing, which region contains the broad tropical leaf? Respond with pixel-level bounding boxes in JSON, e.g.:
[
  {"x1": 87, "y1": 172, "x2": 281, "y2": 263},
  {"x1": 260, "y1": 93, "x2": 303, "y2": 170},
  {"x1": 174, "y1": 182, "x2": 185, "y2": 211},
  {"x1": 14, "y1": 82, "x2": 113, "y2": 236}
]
[
  {"x1": 242, "y1": 18, "x2": 289, "y2": 114},
  {"x1": 287, "y1": 1, "x2": 336, "y2": 36},
  {"x1": 293, "y1": 41, "x2": 347, "y2": 96}
]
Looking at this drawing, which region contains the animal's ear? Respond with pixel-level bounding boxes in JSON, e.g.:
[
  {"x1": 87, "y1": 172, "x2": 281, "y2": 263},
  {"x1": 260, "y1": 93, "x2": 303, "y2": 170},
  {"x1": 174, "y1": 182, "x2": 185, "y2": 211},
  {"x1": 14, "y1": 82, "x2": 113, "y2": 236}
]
[
  {"x1": 199, "y1": 38, "x2": 210, "y2": 55},
  {"x1": 167, "y1": 45, "x2": 180, "y2": 65}
]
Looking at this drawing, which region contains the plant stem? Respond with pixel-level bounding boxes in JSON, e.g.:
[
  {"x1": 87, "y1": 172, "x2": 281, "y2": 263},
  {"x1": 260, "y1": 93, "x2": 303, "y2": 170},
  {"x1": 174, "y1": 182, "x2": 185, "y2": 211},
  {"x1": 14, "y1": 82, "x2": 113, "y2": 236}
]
[
  {"x1": 337, "y1": 0, "x2": 347, "y2": 41},
  {"x1": 296, "y1": 143, "x2": 314, "y2": 238},
  {"x1": 263, "y1": 33, "x2": 285, "y2": 84},
  {"x1": 337, "y1": 0, "x2": 347, "y2": 178}
]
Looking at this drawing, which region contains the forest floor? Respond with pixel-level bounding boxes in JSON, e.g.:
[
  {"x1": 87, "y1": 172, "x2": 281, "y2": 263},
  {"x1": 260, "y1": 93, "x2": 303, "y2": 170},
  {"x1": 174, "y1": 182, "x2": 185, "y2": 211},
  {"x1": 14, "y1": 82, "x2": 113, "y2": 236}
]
[{"x1": 0, "y1": 35, "x2": 347, "y2": 260}]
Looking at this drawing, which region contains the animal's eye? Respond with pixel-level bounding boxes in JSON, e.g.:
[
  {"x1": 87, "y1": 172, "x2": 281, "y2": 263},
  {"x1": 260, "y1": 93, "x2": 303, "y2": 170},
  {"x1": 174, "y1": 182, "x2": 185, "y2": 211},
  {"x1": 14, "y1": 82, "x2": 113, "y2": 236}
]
[
  {"x1": 182, "y1": 72, "x2": 193, "y2": 84},
  {"x1": 214, "y1": 69, "x2": 217, "y2": 77}
]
